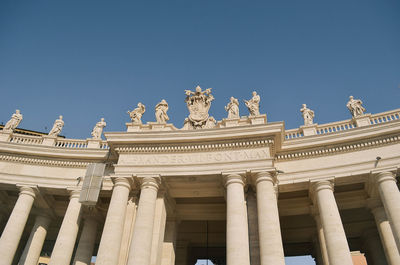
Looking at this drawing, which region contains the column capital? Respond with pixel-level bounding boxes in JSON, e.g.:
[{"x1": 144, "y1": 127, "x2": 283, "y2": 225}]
[
  {"x1": 139, "y1": 176, "x2": 161, "y2": 191},
  {"x1": 309, "y1": 178, "x2": 334, "y2": 203},
  {"x1": 17, "y1": 185, "x2": 36, "y2": 198},
  {"x1": 223, "y1": 172, "x2": 246, "y2": 187},
  {"x1": 67, "y1": 188, "x2": 81, "y2": 199},
  {"x1": 253, "y1": 171, "x2": 277, "y2": 185},
  {"x1": 112, "y1": 177, "x2": 133, "y2": 190}
]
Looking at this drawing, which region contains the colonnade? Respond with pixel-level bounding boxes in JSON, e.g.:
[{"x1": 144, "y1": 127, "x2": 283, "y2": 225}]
[{"x1": 0, "y1": 170, "x2": 400, "y2": 265}]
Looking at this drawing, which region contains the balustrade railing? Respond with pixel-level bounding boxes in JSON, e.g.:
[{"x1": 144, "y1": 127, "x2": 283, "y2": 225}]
[
  {"x1": 55, "y1": 138, "x2": 88, "y2": 148},
  {"x1": 285, "y1": 108, "x2": 400, "y2": 140},
  {"x1": 370, "y1": 109, "x2": 400, "y2": 124},
  {"x1": 9, "y1": 134, "x2": 43, "y2": 145}
]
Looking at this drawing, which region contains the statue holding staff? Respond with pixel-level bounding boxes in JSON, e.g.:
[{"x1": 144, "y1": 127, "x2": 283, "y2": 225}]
[
  {"x1": 91, "y1": 118, "x2": 106, "y2": 139},
  {"x1": 244, "y1": 91, "x2": 260, "y2": 116},
  {"x1": 225, "y1": 97, "x2": 240, "y2": 119},
  {"x1": 300, "y1": 104, "x2": 314, "y2": 126},
  {"x1": 346, "y1": 96, "x2": 366, "y2": 118},
  {"x1": 49, "y1": 115, "x2": 64, "y2": 136},
  {"x1": 155, "y1": 99, "x2": 169, "y2": 124},
  {"x1": 128, "y1": 103, "x2": 146, "y2": 124}
]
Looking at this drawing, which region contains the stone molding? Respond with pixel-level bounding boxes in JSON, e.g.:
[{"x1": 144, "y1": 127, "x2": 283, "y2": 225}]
[
  {"x1": 309, "y1": 178, "x2": 335, "y2": 204},
  {"x1": 276, "y1": 134, "x2": 400, "y2": 161},
  {"x1": 0, "y1": 153, "x2": 90, "y2": 168},
  {"x1": 223, "y1": 173, "x2": 247, "y2": 187},
  {"x1": 115, "y1": 139, "x2": 272, "y2": 154}
]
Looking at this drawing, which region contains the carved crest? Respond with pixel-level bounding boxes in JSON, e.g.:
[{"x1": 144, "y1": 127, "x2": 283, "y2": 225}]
[{"x1": 183, "y1": 86, "x2": 216, "y2": 129}]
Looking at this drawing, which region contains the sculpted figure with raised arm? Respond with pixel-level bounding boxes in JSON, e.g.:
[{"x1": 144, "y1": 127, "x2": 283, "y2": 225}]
[
  {"x1": 3, "y1": 109, "x2": 23, "y2": 133},
  {"x1": 128, "y1": 103, "x2": 146, "y2": 124},
  {"x1": 91, "y1": 118, "x2": 106, "y2": 139},
  {"x1": 49, "y1": 115, "x2": 64, "y2": 137},
  {"x1": 225, "y1": 96, "x2": 240, "y2": 119},
  {"x1": 300, "y1": 104, "x2": 314, "y2": 126},
  {"x1": 244, "y1": 91, "x2": 260, "y2": 116},
  {"x1": 155, "y1": 99, "x2": 169, "y2": 124},
  {"x1": 347, "y1": 96, "x2": 366, "y2": 118}
]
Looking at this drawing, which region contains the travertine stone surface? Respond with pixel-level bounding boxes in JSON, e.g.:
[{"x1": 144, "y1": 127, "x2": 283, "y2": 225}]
[
  {"x1": 254, "y1": 172, "x2": 285, "y2": 265},
  {"x1": 160, "y1": 221, "x2": 178, "y2": 265},
  {"x1": 0, "y1": 186, "x2": 35, "y2": 265},
  {"x1": 362, "y1": 229, "x2": 388, "y2": 265},
  {"x1": 368, "y1": 199, "x2": 400, "y2": 265},
  {"x1": 19, "y1": 214, "x2": 51, "y2": 265},
  {"x1": 118, "y1": 195, "x2": 137, "y2": 265},
  {"x1": 150, "y1": 194, "x2": 167, "y2": 265},
  {"x1": 49, "y1": 190, "x2": 82, "y2": 265},
  {"x1": 312, "y1": 180, "x2": 353, "y2": 265},
  {"x1": 73, "y1": 216, "x2": 98, "y2": 265},
  {"x1": 247, "y1": 190, "x2": 260, "y2": 265},
  {"x1": 374, "y1": 171, "x2": 400, "y2": 247},
  {"x1": 225, "y1": 173, "x2": 250, "y2": 265},
  {"x1": 96, "y1": 177, "x2": 132, "y2": 265},
  {"x1": 127, "y1": 177, "x2": 160, "y2": 265}
]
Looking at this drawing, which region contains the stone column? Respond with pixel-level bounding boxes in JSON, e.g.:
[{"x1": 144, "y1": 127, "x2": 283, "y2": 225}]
[
  {"x1": 246, "y1": 189, "x2": 260, "y2": 265},
  {"x1": 225, "y1": 173, "x2": 250, "y2": 265},
  {"x1": 374, "y1": 171, "x2": 400, "y2": 246},
  {"x1": 368, "y1": 199, "x2": 400, "y2": 265},
  {"x1": 49, "y1": 190, "x2": 82, "y2": 265},
  {"x1": 311, "y1": 209, "x2": 330, "y2": 265},
  {"x1": 311, "y1": 180, "x2": 353, "y2": 265},
  {"x1": 72, "y1": 216, "x2": 98, "y2": 265},
  {"x1": 0, "y1": 186, "x2": 35, "y2": 265},
  {"x1": 19, "y1": 214, "x2": 51, "y2": 265},
  {"x1": 150, "y1": 193, "x2": 167, "y2": 265},
  {"x1": 118, "y1": 195, "x2": 137, "y2": 265},
  {"x1": 96, "y1": 177, "x2": 132, "y2": 265},
  {"x1": 362, "y1": 229, "x2": 388, "y2": 265},
  {"x1": 161, "y1": 220, "x2": 178, "y2": 265},
  {"x1": 127, "y1": 177, "x2": 160, "y2": 265},
  {"x1": 254, "y1": 172, "x2": 285, "y2": 265}
]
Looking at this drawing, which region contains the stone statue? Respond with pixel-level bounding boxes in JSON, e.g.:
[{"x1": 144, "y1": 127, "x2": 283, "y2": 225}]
[
  {"x1": 183, "y1": 86, "x2": 216, "y2": 129},
  {"x1": 300, "y1": 104, "x2": 314, "y2": 126},
  {"x1": 49, "y1": 115, "x2": 64, "y2": 137},
  {"x1": 244, "y1": 91, "x2": 260, "y2": 116},
  {"x1": 155, "y1": 99, "x2": 169, "y2": 124},
  {"x1": 91, "y1": 118, "x2": 106, "y2": 139},
  {"x1": 225, "y1": 97, "x2": 240, "y2": 119},
  {"x1": 3, "y1": 109, "x2": 23, "y2": 133},
  {"x1": 128, "y1": 103, "x2": 146, "y2": 124},
  {"x1": 347, "y1": 96, "x2": 366, "y2": 118}
]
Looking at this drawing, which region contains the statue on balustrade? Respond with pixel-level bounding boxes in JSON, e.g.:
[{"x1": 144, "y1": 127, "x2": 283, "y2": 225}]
[
  {"x1": 155, "y1": 99, "x2": 169, "y2": 124},
  {"x1": 244, "y1": 91, "x2": 260, "y2": 116},
  {"x1": 49, "y1": 115, "x2": 64, "y2": 137},
  {"x1": 347, "y1": 96, "x2": 366, "y2": 118},
  {"x1": 3, "y1": 109, "x2": 23, "y2": 133},
  {"x1": 183, "y1": 86, "x2": 216, "y2": 129},
  {"x1": 128, "y1": 103, "x2": 146, "y2": 124},
  {"x1": 91, "y1": 118, "x2": 106, "y2": 139},
  {"x1": 225, "y1": 96, "x2": 240, "y2": 119},
  {"x1": 300, "y1": 104, "x2": 314, "y2": 126}
]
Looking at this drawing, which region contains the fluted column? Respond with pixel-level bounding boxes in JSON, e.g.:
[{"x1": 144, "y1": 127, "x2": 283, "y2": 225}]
[
  {"x1": 49, "y1": 190, "x2": 82, "y2": 265},
  {"x1": 368, "y1": 199, "x2": 400, "y2": 265},
  {"x1": 225, "y1": 173, "x2": 250, "y2": 265},
  {"x1": 0, "y1": 186, "x2": 35, "y2": 265},
  {"x1": 19, "y1": 214, "x2": 51, "y2": 265},
  {"x1": 73, "y1": 216, "x2": 98, "y2": 265},
  {"x1": 246, "y1": 189, "x2": 260, "y2": 265},
  {"x1": 96, "y1": 177, "x2": 132, "y2": 265},
  {"x1": 374, "y1": 171, "x2": 400, "y2": 246},
  {"x1": 127, "y1": 177, "x2": 160, "y2": 265},
  {"x1": 311, "y1": 180, "x2": 352, "y2": 265},
  {"x1": 254, "y1": 172, "x2": 284, "y2": 265}
]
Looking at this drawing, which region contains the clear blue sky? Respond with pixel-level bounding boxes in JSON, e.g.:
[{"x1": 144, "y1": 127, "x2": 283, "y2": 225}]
[{"x1": 0, "y1": 1, "x2": 399, "y2": 139}]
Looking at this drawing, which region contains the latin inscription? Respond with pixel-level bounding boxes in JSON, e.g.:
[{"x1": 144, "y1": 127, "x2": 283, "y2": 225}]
[{"x1": 120, "y1": 149, "x2": 270, "y2": 166}]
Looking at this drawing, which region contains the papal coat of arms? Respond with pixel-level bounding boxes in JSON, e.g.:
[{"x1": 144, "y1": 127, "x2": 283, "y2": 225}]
[{"x1": 183, "y1": 86, "x2": 216, "y2": 129}]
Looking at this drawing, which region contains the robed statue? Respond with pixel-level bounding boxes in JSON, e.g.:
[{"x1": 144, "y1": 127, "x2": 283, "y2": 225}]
[
  {"x1": 3, "y1": 110, "x2": 23, "y2": 133},
  {"x1": 128, "y1": 103, "x2": 146, "y2": 124},
  {"x1": 155, "y1": 99, "x2": 169, "y2": 124},
  {"x1": 225, "y1": 97, "x2": 240, "y2": 119},
  {"x1": 346, "y1": 96, "x2": 366, "y2": 118},
  {"x1": 183, "y1": 86, "x2": 216, "y2": 129},
  {"x1": 300, "y1": 104, "x2": 314, "y2": 126},
  {"x1": 244, "y1": 91, "x2": 260, "y2": 116},
  {"x1": 49, "y1": 115, "x2": 64, "y2": 137},
  {"x1": 91, "y1": 118, "x2": 106, "y2": 139}
]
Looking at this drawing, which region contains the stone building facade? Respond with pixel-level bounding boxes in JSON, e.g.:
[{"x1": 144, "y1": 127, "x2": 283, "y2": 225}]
[{"x1": 0, "y1": 88, "x2": 399, "y2": 265}]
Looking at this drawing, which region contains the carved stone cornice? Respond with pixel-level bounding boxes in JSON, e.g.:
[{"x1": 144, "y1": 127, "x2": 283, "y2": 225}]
[
  {"x1": 115, "y1": 139, "x2": 273, "y2": 154},
  {"x1": 276, "y1": 134, "x2": 400, "y2": 161}
]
